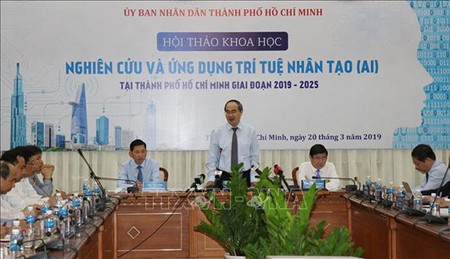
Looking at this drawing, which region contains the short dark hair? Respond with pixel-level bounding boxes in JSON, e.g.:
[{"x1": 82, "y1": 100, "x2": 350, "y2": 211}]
[
  {"x1": 224, "y1": 99, "x2": 243, "y2": 113},
  {"x1": 0, "y1": 160, "x2": 12, "y2": 180},
  {"x1": 25, "y1": 145, "x2": 42, "y2": 156},
  {"x1": 0, "y1": 147, "x2": 26, "y2": 165},
  {"x1": 309, "y1": 144, "x2": 328, "y2": 157},
  {"x1": 411, "y1": 144, "x2": 436, "y2": 162},
  {"x1": 130, "y1": 139, "x2": 146, "y2": 151}
]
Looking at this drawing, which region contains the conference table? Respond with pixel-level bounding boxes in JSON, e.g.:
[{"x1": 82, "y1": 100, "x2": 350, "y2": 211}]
[
  {"x1": 347, "y1": 194, "x2": 450, "y2": 259},
  {"x1": 46, "y1": 190, "x2": 450, "y2": 258}
]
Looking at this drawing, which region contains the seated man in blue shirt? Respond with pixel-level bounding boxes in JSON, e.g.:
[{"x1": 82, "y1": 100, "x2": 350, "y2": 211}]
[
  {"x1": 118, "y1": 139, "x2": 160, "y2": 192},
  {"x1": 412, "y1": 144, "x2": 450, "y2": 195}
]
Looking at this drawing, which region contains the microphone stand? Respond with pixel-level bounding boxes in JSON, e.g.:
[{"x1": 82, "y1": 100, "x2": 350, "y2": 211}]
[
  {"x1": 424, "y1": 158, "x2": 450, "y2": 224},
  {"x1": 77, "y1": 149, "x2": 107, "y2": 210}
]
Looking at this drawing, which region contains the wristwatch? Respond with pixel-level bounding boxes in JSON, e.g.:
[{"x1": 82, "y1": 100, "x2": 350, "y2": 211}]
[{"x1": 44, "y1": 177, "x2": 53, "y2": 181}]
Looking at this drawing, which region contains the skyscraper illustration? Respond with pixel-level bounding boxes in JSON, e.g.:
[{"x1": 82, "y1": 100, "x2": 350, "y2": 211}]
[
  {"x1": 31, "y1": 121, "x2": 44, "y2": 148},
  {"x1": 144, "y1": 102, "x2": 157, "y2": 149},
  {"x1": 69, "y1": 83, "x2": 88, "y2": 144},
  {"x1": 44, "y1": 123, "x2": 55, "y2": 148},
  {"x1": 96, "y1": 115, "x2": 109, "y2": 145},
  {"x1": 55, "y1": 134, "x2": 66, "y2": 149},
  {"x1": 115, "y1": 126, "x2": 122, "y2": 150},
  {"x1": 10, "y1": 63, "x2": 27, "y2": 148}
]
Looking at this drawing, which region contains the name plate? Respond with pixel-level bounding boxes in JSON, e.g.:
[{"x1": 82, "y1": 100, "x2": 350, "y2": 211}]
[
  {"x1": 301, "y1": 179, "x2": 326, "y2": 190},
  {"x1": 143, "y1": 181, "x2": 167, "y2": 192}
]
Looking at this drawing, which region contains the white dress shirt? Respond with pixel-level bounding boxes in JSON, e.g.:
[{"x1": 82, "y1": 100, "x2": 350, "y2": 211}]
[{"x1": 206, "y1": 121, "x2": 259, "y2": 182}]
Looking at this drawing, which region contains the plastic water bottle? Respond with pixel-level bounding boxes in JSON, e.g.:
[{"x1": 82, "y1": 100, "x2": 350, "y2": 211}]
[
  {"x1": 72, "y1": 192, "x2": 83, "y2": 226},
  {"x1": 41, "y1": 197, "x2": 50, "y2": 214},
  {"x1": 395, "y1": 185, "x2": 405, "y2": 209},
  {"x1": 24, "y1": 206, "x2": 36, "y2": 253},
  {"x1": 413, "y1": 190, "x2": 423, "y2": 211},
  {"x1": 9, "y1": 220, "x2": 23, "y2": 256},
  {"x1": 53, "y1": 194, "x2": 62, "y2": 218},
  {"x1": 363, "y1": 176, "x2": 371, "y2": 198},
  {"x1": 430, "y1": 193, "x2": 440, "y2": 217},
  {"x1": 58, "y1": 202, "x2": 71, "y2": 242},
  {"x1": 387, "y1": 181, "x2": 395, "y2": 203},
  {"x1": 374, "y1": 179, "x2": 382, "y2": 202},
  {"x1": 83, "y1": 179, "x2": 92, "y2": 195},
  {"x1": 44, "y1": 210, "x2": 56, "y2": 237},
  {"x1": 9, "y1": 229, "x2": 22, "y2": 257},
  {"x1": 94, "y1": 182, "x2": 101, "y2": 195},
  {"x1": 25, "y1": 206, "x2": 36, "y2": 227}
]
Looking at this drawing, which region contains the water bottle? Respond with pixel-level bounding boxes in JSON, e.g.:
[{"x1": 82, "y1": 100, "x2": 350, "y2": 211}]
[
  {"x1": 58, "y1": 201, "x2": 71, "y2": 240},
  {"x1": 83, "y1": 179, "x2": 92, "y2": 196},
  {"x1": 413, "y1": 190, "x2": 423, "y2": 211},
  {"x1": 395, "y1": 185, "x2": 405, "y2": 209},
  {"x1": 94, "y1": 183, "x2": 101, "y2": 195},
  {"x1": 25, "y1": 206, "x2": 36, "y2": 227},
  {"x1": 363, "y1": 176, "x2": 371, "y2": 198},
  {"x1": 387, "y1": 181, "x2": 395, "y2": 203},
  {"x1": 24, "y1": 206, "x2": 36, "y2": 253},
  {"x1": 430, "y1": 193, "x2": 440, "y2": 217},
  {"x1": 41, "y1": 197, "x2": 50, "y2": 214},
  {"x1": 374, "y1": 179, "x2": 382, "y2": 202},
  {"x1": 82, "y1": 196, "x2": 91, "y2": 221},
  {"x1": 9, "y1": 229, "x2": 23, "y2": 257},
  {"x1": 44, "y1": 210, "x2": 56, "y2": 237},
  {"x1": 72, "y1": 192, "x2": 83, "y2": 226}
]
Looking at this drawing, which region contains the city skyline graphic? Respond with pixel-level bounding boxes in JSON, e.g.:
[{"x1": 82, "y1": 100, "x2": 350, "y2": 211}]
[{"x1": 5, "y1": 62, "x2": 159, "y2": 151}]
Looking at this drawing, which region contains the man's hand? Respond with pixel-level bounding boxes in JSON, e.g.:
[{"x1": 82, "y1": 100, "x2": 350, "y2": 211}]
[
  {"x1": 22, "y1": 204, "x2": 41, "y2": 218},
  {"x1": 41, "y1": 164, "x2": 55, "y2": 179},
  {"x1": 0, "y1": 225, "x2": 10, "y2": 238},
  {"x1": 135, "y1": 181, "x2": 143, "y2": 192}
]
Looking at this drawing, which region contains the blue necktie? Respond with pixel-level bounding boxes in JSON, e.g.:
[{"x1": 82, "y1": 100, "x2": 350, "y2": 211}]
[
  {"x1": 315, "y1": 169, "x2": 321, "y2": 179},
  {"x1": 137, "y1": 165, "x2": 143, "y2": 183}
]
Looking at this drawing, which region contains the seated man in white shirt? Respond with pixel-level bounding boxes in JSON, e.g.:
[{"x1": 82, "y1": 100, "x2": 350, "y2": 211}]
[
  {"x1": 297, "y1": 144, "x2": 340, "y2": 191},
  {"x1": 0, "y1": 146, "x2": 42, "y2": 223}
]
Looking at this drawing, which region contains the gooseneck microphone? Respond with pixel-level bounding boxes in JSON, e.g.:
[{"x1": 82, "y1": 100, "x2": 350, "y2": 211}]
[
  {"x1": 312, "y1": 176, "x2": 358, "y2": 192},
  {"x1": 77, "y1": 149, "x2": 107, "y2": 201},
  {"x1": 274, "y1": 164, "x2": 291, "y2": 192},
  {"x1": 423, "y1": 155, "x2": 450, "y2": 224}
]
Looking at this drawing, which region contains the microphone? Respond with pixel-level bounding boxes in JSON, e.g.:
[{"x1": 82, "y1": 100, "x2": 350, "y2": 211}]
[
  {"x1": 186, "y1": 174, "x2": 207, "y2": 192},
  {"x1": 251, "y1": 165, "x2": 262, "y2": 178},
  {"x1": 77, "y1": 149, "x2": 107, "y2": 201},
  {"x1": 273, "y1": 164, "x2": 291, "y2": 192},
  {"x1": 274, "y1": 164, "x2": 283, "y2": 176},
  {"x1": 423, "y1": 155, "x2": 450, "y2": 224},
  {"x1": 312, "y1": 176, "x2": 357, "y2": 192},
  {"x1": 195, "y1": 174, "x2": 206, "y2": 185}
]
